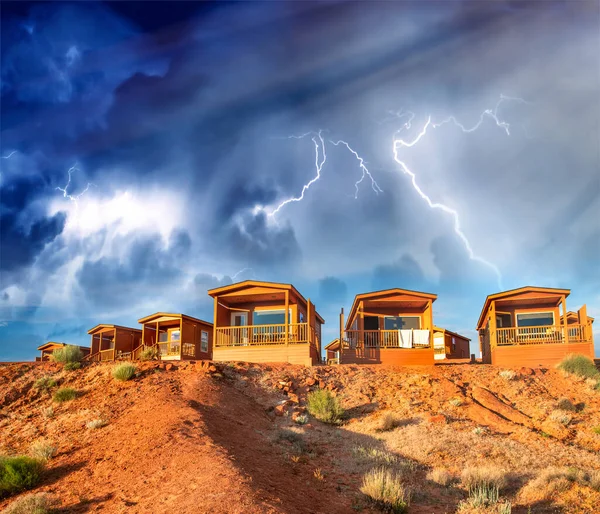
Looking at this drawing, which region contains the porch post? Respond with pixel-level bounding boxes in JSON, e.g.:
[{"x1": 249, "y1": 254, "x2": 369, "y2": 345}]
[
  {"x1": 213, "y1": 297, "x2": 218, "y2": 349},
  {"x1": 489, "y1": 300, "x2": 497, "y2": 349},
  {"x1": 307, "y1": 298, "x2": 311, "y2": 345},
  {"x1": 112, "y1": 328, "x2": 117, "y2": 361},
  {"x1": 428, "y1": 300, "x2": 434, "y2": 348},
  {"x1": 359, "y1": 301, "x2": 364, "y2": 348},
  {"x1": 179, "y1": 317, "x2": 183, "y2": 359},
  {"x1": 339, "y1": 308, "x2": 344, "y2": 364},
  {"x1": 285, "y1": 290, "x2": 289, "y2": 346},
  {"x1": 561, "y1": 295, "x2": 568, "y2": 343},
  {"x1": 156, "y1": 322, "x2": 160, "y2": 359}
]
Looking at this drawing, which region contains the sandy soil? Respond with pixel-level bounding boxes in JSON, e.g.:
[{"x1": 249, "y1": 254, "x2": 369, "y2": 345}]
[{"x1": 1, "y1": 360, "x2": 599, "y2": 513}]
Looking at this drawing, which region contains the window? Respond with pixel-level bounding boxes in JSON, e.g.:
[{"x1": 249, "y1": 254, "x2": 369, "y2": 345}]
[
  {"x1": 384, "y1": 316, "x2": 420, "y2": 330},
  {"x1": 300, "y1": 313, "x2": 304, "y2": 323},
  {"x1": 516, "y1": 312, "x2": 554, "y2": 327},
  {"x1": 158, "y1": 331, "x2": 168, "y2": 343},
  {"x1": 169, "y1": 329, "x2": 181, "y2": 341},
  {"x1": 452, "y1": 336, "x2": 456, "y2": 348},
  {"x1": 253, "y1": 309, "x2": 292, "y2": 325},
  {"x1": 201, "y1": 331, "x2": 209, "y2": 353}
]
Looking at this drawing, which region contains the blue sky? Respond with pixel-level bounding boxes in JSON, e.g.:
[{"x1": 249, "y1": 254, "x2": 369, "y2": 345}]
[{"x1": 1, "y1": 1, "x2": 599, "y2": 361}]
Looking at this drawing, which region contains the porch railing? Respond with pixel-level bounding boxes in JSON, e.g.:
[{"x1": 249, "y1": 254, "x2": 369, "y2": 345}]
[
  {"x1": 215, "y1": 323, "x2": 314, "y2": 348},
  {"x1": 86, "y1": 349, "x2": 116, "y2": 362},
  {"x1": 157, "y1": 340, "x2": 181, "y2": 357},
  {"x1": 496, "y1": 324, "x2": 590, "y2": 346},
  {"x1": 345, "y1": 329, "x2": 431, "y2": 349}
]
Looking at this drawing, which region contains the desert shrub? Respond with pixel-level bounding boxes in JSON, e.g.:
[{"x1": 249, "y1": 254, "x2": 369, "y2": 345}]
[
  {"x1": 0, "y1": 456, "x2": 45, "y2": 498},
  {"x1": 461, "y1": 466, "x2": 508, "y2": 493},
  {"x1": 592, "y1": 426, "x2": 600, "y2": 435},
  {"x1": 473, "y1": 426, "x2": 487, "y2": 436},
  {"x1": 499, "y1": 369, "x2": 516, "y2": 381},
  {"x1": 353, "y1": 446, "x2": 398, "y2": 467},
  {"x1": 63, "y1": 362, "x2": 81, "y2": 372},
  {"x1": 29, "y1": 440, "x2": 56, "y2": 461},
  {"x1": 53, "y1": 387, "x2": 77, "y2": 403},
  {"x1": 548, "y1": 410, "x2": 572, "y2": 426},
  {"x1": 86, "y1": 419, "x2": 108, "y2": 430},
  {"x1": 140, "y1": 347, "x2": 158, "y2": 361},
  {"x1": 294, "y1": 414, "x2": 308, "y2": 425},
  {"x1": 360, "y1": 467, "x2": 410, "y2": 513},
  {"x1": 449, "y1": 397, "x2": 463, "y2": 407},
  {"x1": 51, "y1": 345, "x2": 83, "y2": 364},
  {"x1": 518, "y1": 467, "x2": 585, "y2": 502},
  {"x1": 589, "y1": 470, "x2": 600, "y2": 491},
  {"x1": 275, "y1": 429, "x2": 308, "y2": 454},
  {"x1": 379, "y1": 412, "x2": 403, "y2": 431},
  {"x1": 556, "y1": 398, "x2": 577, "y2": 412},
  {"x1": 40, "y1": 406, "x2": 54, "y2": 419},
  {"x1": 34, "y1": 377, "x2": 56, "y2": 391},
  {"x1": 112, "y1": 363, "x2": 137, "y2": 381},
  {"x1": 427, "y1": 467, "x2": 452, "y2": 486},
  {"x1": 557, "y1": 354, "x2": 600, "y2": 380},
  {"x1": 306, "y1": 389, "x2": 344, "y2": 424},
  {"x1": 4, "y1": 492, "x2": 59, "y2": 514}
]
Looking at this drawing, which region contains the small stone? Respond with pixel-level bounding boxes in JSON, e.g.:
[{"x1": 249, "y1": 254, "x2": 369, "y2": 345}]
[
  {"x1": 519, "y1": 367, "x2": 534, "y2": 376},
  {"x1": 274, "y1": 405, "x2": 286, "y2": 416},
  {"x1": 207, "y1": 365, "x2": 217, "y2": 373},
  {"x1": 306, "y1": 377, "x2": 316, "y2": 386}
]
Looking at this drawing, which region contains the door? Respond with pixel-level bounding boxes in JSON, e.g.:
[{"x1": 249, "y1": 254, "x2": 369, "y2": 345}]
[
  {"x1": 231, "y1": 312, "x2": 248, "y2": 345},
  {"x1": 363, "y1": 316, "x2": 379, "y2": 346}
]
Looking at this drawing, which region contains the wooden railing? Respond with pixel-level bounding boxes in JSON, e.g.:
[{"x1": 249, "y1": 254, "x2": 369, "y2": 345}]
[
  {"x1": 157, "y1": 340, "x2": 181, "y2": 357},
  {"x1": 434, "y1": 346, "x2": 446, "y2": 355},
  {"x1": 496, "y1": 324, "x2": 591, "y2": 346},
  {"x1": 215, "y1": 323, "x2": 313, "y2": 347},
  {"x1": 345, "y1": 330, "x2": 431, "y2": 349}
]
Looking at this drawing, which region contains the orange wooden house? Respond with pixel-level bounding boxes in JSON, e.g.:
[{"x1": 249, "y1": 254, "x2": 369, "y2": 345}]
[
  {"x1": 137, "y1": 313, "x2": 213, "y2": 361},
  {"x1": 476, "y1": 286, "x2": 595, "y2": 367},
  {"x1": 433, "y1": 327, "x2": 471, "y2": 360},
  {"x1": 37, "y1": 342, "x2": 90, "y2": 362},
  {"x1": 207, "y1": 280, "x2": 324, "y2": 366},
  {"x1": 87, "y1": 325, "x2": 142, "y2": 362},
  {"x1": 339, "y1": 288, "x2": 436, "y2": 365}
]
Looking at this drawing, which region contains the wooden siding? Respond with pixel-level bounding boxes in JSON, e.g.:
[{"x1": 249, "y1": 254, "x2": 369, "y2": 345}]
[
  {"x1": 342, "y1": 347, "x2": 434, "y2": 366},
  {"x1": 491, "y1": 342, "x2": 594, "y2": 367},
  {"x1": 213, "y1": 343, "x2": 315, "y2": 366}
]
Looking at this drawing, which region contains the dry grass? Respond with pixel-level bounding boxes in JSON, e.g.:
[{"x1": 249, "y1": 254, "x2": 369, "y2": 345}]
[
  {"x1": 3, "y1": 492, "x2": 59, "y2": 514},
  {"x1": 352, "y1": 445, "x2": 398, "y2": 467},
  {"x1": 112, "y1": 363, "x2": 137, "y2": 382},
  {"x1": 29, "y1": 440, "x2": 57, "y2": 461},
  {"x1": 313, "y1": 468, "x2": 325, "y2": 481},
  {"x1": 499, "y1": 369, "x2": 517, "y2": 381},
  {"x1": 40, "y1": 406, "x2": 54, "y2": 419},
  {"x1": 449, "y1": 397, "x2": 463, "y2": 407},
  {"x1": 557, "y1": 354, "x2": 600, "y2": 380},
  {"x1": 517, "y1": 467, "x2": 587, "y2": 503},
  {"x1": 378, "y1": 412, "x2": 403, "y2": 431},
  {"x1": 51, "y1": 345, "x2": 83, "y2": 364},
  {"x1": 86, "y1": 418, "x2": 108, "y2": 430},
  {"x1": 461, "y1": 466, "x2": 508, "y2": 492},
  {"x1": 427, "y1": 467, "x2": 452, "y2": 486},
  {"x1": 548, "y1": 410, "x2": 573, "y2": 426},
  {"x1": 589, "y1": 470, "x2": 600, "y2": 491},
  {"x1": 52, "y1": 387, "x2": 77, "y2": 403},
  {"x1": 33, "y1": 377, "x2": 57, "y2": 391},
  {"x1": 360, "y1": 467, "x2": 410, "y2": 513}
]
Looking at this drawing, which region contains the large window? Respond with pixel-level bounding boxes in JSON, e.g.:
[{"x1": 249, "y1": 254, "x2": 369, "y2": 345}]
[
  {"x1": 384, "y1": 316, "x2": 421, "y2": 330},
  {"x1": 516, "y1": 312, "x2": 554, "y2": 327},
  {"x1": 253, "y1": 309, "x2": 292, "y2": 325}
]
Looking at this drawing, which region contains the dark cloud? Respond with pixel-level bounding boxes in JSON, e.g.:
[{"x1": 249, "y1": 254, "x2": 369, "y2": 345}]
[
  {"x1": 372, "y1": 255, "x2": 428, "y2": 292},
  {"x1": 318, "y1": 276, "x2": 348, "y2": 304},
  {"x1": 46, "y1": 323, "x2": 86, "y2": 341},
  {"x1": 194, "y1": 273, "x2": 232, "y2": 289}
]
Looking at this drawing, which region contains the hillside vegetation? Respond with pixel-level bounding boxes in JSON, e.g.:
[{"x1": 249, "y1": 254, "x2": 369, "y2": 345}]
[{"x1": 1, "y1": 359, "x2": 599, "y2": 513}]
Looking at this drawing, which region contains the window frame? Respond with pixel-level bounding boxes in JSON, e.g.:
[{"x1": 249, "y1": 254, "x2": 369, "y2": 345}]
[
  {"x1": 515, "y1": 311, "x2": 555, "y2": 328},
  {"x1": 201, "y1": 330, "x2": 209, "y2": 353},
  {"x1": 383, "y1": 315, "x2": 421, "y2": 330}
]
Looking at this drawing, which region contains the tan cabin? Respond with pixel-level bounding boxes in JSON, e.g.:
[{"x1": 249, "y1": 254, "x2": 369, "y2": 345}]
[
  {"x1": 37, "y1": 342, "x2": 90, "y2": 362},
  {"x1": 476, "y1": 286, "x2": 595, "y2": 367},
  {"x1": 207, "y1": 280, "x2": 324, "y2": 366},
  {"x1": 87, "y1": 325, "x2": 142, "y2": 362},
  {"x1": 325, "y1": 339, "x2": 341, "y2": 365},
  {"x1": 433, "y1": 327, "x2": 471, "y2": 360},
  {"x1": 340, "y1": 288, "x2": 436, "y2": 365},
  {"x1": 138, "y1": 313, "x2": 213, "y2": 361}
]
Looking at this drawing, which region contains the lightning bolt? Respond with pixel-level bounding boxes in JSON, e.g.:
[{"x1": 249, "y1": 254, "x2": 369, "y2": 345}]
[
  {"x1": 392, "y1": 95, "x2": 528, "y2": 288},
  {"x1": 231, "y1": 267, "x2": 254, "y2": 280},
  {"x1": 330, "y1": 140, "x2": 383, "y2": 199},
  {"x1": 268, "y1": 131, "x2": 327, "y2": 217},
  {"x1": 56, "y1": 164, "x2": 95, "y2": 205},
  {"x1": 1, "y1": 151, "x2": 18, "y2": 159}
]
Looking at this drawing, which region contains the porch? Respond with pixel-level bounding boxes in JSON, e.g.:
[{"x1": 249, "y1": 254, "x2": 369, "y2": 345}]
[
  {"x1": 214, "y1": 322, "x2": 315, "y2": 347},
  {"x1": 86, "y1": 325, "x2": 142, "y2": 363},
  {"x1": 344, "y1": 329, "x2": 432, "y2": 349}
]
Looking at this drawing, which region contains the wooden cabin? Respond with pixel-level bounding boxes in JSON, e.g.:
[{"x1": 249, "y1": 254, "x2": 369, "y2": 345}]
[
  {"x1": 433, "y1": 327, "x2": 471, "y2": 360},
  {"x1": 37, "y1": 342, "x2": 90, "y2": 362},
  {"x1": 325, "y1": 339, "x2": 341, "y2": 365},
  {"x1": 207, "y1": 280, "x2": 324, "y2": 366},
  {"x1": 476, "y1": 286, "x2": 595, "y2": 367},
  {"x1": 87, "y1": 325, "x2": 142, "y2": 362},
  {"x1": 137, "y1": 313, "x2": 213, "y2": 361},
  {"x1": 340, "y1": 288, "x2": 436, "y2": 365}
]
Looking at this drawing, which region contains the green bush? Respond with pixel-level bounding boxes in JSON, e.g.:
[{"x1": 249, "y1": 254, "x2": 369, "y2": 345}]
[
  {"x1": 4, "y1": 492, "x2": 58, "y2": 514},
  {"x1": 51, "y1": 345, "x2": 83, "y2": 364},
  {"x1": 33, "y1": 377, "x2": 56, "y2": 391},
  {"x1": 557, "y1": 354, "x2": 600, "y2": 380},
  {"x1": 112, "y1": 363, "x2": 137, "y2": 382},
  {"x1": 63, "y1": 362, "x2": 81, "y2": 372},
  {"x1": 139, "y1": 347, "x2": 158, "y2": 361},
  {"x1": 52, "y1": 387, "x2": 77, "y2": 403},
  {"x1": 360, "y1": 467, "x2": 410, "y2": 513},
  {"x1": 0, "y1": 456, "x2": 45, "y2": 498},
  {"x1": 306, "y1": 389, "x2": 344, "y2": 424}
]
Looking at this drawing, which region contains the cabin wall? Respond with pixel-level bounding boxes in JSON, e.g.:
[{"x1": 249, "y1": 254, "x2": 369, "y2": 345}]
[
  {"x1": 181, "y1": 319, "x2": 212, "y2": 360},
  {"x1": 341, "y1": 347, "x2": 434, "y2": 366},
  {"x1": 445, "y1": 333, "x2": 470, "y2": 359},
  {"x1": 115, "y1": 329, "x2": 138, "y2": 354},
  {"x1": 491, "y1": 342, "x2": 594, "y2": 367},
  {"x1": 213, "y1": 344, "x2": 314, "y2": 366}
]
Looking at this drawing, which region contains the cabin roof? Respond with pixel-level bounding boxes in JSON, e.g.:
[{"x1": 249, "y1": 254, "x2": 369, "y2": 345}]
[
  {"x1": 208, "y1": 280, "x2": 325, "y2": 324},
  {"x1": 563, "y1": 311, "x2": 595, "y2": 323},
  {"x1": 476, "y1": 286, "x2": 571, "y2": 329},
  {"x1": 87, "y1": 324, "x2": 143, "y2": 335},
  {"x1": 137, "y1": 312, "x2": 213, "y2": 326},
  {"x1": 324, "y1": 338, "x2": 340, "y2": 351},
  {"x1": 433, "y1": 326, "x2": 471, "y2": 342},
  {"x1": 37, "y1": 342, "x2": 90, "y2": 351},
  {"x1": 346, "y1": 288, "x2": 437, "y2": 329}
]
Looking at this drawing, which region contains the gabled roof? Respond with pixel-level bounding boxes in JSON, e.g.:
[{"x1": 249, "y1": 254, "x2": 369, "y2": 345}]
[
  {"x1": 208, "y1": 280, "x2": 325, "y2": 324},
  {"x1": 562, "y1": 311, "x2": 595, "y2": 323},
  {"x1": 137, "y1": 312, "x2": 213, "y2": 326},
  {"x1": 37, "y1": 342, "x2": 90, "y2": 351},
  {"x1": 476, "y1": 286, "x2": 571, "y2": 329},
  {"x1": 433, "y1": 326, "x2": 471, "y2": 342},
  {"x1": 324, "y1": 338, "x2": 341, "y2": 351},
  {"x1": 346, "y1": 288, "x2": 437, "y2": 329},
  {"x1": 88, "y1": 324, "x2": 143, "y2": 335}
]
